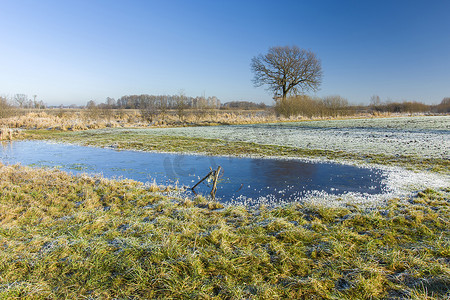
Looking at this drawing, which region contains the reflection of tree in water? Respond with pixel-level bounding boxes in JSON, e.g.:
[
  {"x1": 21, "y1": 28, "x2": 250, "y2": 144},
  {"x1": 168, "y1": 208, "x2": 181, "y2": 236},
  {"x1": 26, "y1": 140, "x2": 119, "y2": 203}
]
[
  {"x1": 1, "y1": 140, "x2": 14, "y2": 153},
  {"x1": 250, "y1": 159, "x2": 317, "y2": 188}
]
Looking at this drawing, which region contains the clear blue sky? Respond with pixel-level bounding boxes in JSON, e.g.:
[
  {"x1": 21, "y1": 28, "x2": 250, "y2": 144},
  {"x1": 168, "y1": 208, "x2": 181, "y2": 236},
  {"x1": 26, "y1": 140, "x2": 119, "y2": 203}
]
[{"x1": 1, "y1": 0, "x2": 449, "y2": 106}]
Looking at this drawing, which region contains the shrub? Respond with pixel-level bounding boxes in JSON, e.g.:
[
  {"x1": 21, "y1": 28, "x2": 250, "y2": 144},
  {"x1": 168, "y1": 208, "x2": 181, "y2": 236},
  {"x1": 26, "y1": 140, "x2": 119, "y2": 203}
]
[
  {"x1": 372, "y1": 101, "x2": 430, "y2": 114},
  {"x1": 435, "y1": 97, "x2": 450, "y2": 113},
  {"x1": 321, "y1": 95, "x2": 350, "y2": 117},
  {"x1": 275, "y1": 95, "x2": 355, "y2": 118},
  {"x1": 0, "y1": 96, "x2": 15, "y2": 119},
  {"x1": 275, "y1": 95, "x2": 321, "y2": 118}
]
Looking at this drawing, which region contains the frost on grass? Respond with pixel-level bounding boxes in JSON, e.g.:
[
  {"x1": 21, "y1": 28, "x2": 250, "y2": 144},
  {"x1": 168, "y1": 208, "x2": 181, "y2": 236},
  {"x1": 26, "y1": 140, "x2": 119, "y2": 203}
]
[
  {"x1": 1, "y1": 162, "x2": 449, "y2": 299},
  {"x1": 123, "y1": 115, "x2": 449, "y2": 160}
]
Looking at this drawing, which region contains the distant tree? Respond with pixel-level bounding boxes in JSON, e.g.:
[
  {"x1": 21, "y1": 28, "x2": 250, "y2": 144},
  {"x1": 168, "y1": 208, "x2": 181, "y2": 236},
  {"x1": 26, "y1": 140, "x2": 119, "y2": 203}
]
[
  {"x1": 36, "y1": 100, "x2": 46, "y2": 109},
  {"x1": 222, "y1": 101, "x2": 266, "y2": 110},
  {"x1": 436, "y1": 97, "x2": 450, "y2": 113},
  {"x1": 370, "y1": 95, "x2": 381, "y2": 106},
  {"x1": 251, "y1": 46, "x2": 322, "y2": 101},
  {"x1": 86, "y1": 100, "x2": 96, "y2": 109},
  {"x1": 106, "y1": 97, "x2": 116, "y2": 108},
  {"x1": 100, "y1": 98, "x2": 115, "y2": 122},
  {"x1": 175, "y1": 92, "x2": 188, "y2": 121},
  {"x1": 193, "y1": 96, "x2": 209, "y2": 120},
  {"x1": 139, "y1": 95, "x2": 158, "y2": 123},
  {"x1": 32, "y1": 95, "x2": 38, "y2": 109},
  {"x1": 322, "y1": 95, "x2": 349, "y2": 117},
  {"x1": 85, "y1": 100, "x2": 99, "y2": 119},
  {"x1": 14, "y1": 94, "x2": 28, "y2": 108},
  {"x1": 0, "y1": 96, "x2": 14, "y2": 119},
  {"x1": 159, "y1": 96, "x2": 168, "y2": 121}
]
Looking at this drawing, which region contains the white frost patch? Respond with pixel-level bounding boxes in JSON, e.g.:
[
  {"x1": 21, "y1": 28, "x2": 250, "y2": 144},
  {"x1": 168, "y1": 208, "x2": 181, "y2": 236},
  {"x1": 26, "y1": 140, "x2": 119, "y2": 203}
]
[{"x1": 105, "y1": 115, "x2": 450, "y2": 160}]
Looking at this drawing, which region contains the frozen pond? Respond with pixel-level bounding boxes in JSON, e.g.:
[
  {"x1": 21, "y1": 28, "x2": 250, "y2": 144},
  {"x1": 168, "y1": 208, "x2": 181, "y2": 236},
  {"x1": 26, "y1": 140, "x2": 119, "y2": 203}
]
[{"x1": 1, "y1": 140, "x2": 388, "y2": 205}]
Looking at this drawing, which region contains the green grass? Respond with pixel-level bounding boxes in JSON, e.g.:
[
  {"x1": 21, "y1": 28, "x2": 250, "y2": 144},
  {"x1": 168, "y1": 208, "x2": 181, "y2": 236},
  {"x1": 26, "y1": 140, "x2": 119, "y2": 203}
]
[
  {"x1": 1, "y1": 164, "x2": 449, "y2": 299},
  {"x1": 23, "y1": 129, "x2": 450, "y2": 173}
]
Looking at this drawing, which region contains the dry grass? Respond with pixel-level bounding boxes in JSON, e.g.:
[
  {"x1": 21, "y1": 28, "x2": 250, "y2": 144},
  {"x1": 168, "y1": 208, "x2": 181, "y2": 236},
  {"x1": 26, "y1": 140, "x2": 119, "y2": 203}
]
[
  {"x1": 0, "y1": 111, "x2": 121, "y2": 131},
  {"x1": 0, "y1": 109, "x2": 390, "y2": 131},
  {"x1": 0, "y1": 110, "x2": 278, "y2": 131},
  {"x1": 0, "y1": 164, "x2": 449, "y2": 299},
  {"x1": 0, "y1": 128, "x2": 21, "y2": 141}
]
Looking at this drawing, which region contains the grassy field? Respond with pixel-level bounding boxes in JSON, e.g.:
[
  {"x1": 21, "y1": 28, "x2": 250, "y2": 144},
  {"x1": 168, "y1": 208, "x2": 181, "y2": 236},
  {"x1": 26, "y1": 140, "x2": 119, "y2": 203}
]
[
  {"x1": 1, "y1": 116, "x2": 449, "y2": 298},
  {"x1": 0, "y1": 164, "x2": 449, "y2": 299}
]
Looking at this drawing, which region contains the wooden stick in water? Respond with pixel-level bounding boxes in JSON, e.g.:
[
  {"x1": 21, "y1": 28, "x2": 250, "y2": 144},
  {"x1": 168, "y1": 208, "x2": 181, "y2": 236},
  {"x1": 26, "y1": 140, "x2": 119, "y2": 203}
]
[
  {"x1": 191, "y1": 170, "x2": 214, "y2": 191},
  {"x1": 210, "y1": 166, "x2": 222, "y2": 200}
]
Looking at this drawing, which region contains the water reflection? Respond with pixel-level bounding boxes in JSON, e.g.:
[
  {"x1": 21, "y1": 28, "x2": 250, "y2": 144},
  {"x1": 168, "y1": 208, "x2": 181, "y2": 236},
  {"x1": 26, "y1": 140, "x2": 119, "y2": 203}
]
[
  {"x1": 0, "y1": 140, "x2": 386, "y2": 204},
  {"x1": 250, "y1": 159, "x2": 317, "y2": 186}
]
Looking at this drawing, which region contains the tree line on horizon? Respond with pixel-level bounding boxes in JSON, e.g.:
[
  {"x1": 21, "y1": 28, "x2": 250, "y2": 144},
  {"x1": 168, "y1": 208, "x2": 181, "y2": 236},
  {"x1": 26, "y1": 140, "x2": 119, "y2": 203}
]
[{"x1": 1, "y1": 93, "x2": 449, "y2": 121}]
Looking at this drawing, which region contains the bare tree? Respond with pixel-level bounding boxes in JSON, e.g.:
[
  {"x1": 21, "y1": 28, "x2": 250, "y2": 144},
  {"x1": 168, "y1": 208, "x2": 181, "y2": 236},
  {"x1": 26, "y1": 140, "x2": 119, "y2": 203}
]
[
  {"x1": 193, "y1": 96, "x2": 208, "y2": 121},
  {"x1": 101, "y1": 97, "x2": 116, "y2": 122},
  {"x1": 106, "y1": 97, "x2": 116, "y2": 108},
  {"x1": 0, "y1": 96, "x2": 14, "y2": 119},
  {"x1": 159, "y1": 95, "x2": 168, "y2": 121},
  {"x1": 251, "y1": 46, "x2": 322, "y2": 101},
  {"x1": 437, "y1": 97, "x2": 450, "y2": 113},
  {"x1": 14, "y1": 94, "x2": 28, "y2": 108},
  {"x1": 370, "y1": 95, "x2": 381, "y2": 106},
  {"x1": 85, "y1": 100, "x2": 99, "y2": 120},
  {"x1": 33, "y1": 95, "x2": 38, "y2": 108},
  {"x1": 139, "y1": 95, "x2": 158, "y2": 123},
  {"x1": 322, "y1": 95, "x2": 349, "y2": 117},
  {"x1": 175, "y1": 92, "x2": 188, "y2": 121}
]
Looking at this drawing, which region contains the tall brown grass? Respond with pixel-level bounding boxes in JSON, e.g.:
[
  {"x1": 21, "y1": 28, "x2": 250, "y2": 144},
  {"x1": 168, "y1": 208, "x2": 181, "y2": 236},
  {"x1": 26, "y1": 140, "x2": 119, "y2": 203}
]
[
  {"x1": 0, "y1": 109, "x2": 280, "y2": 130},
  {"x1": 0, "y1": 128, "x2": 21, "y2": 140}
]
